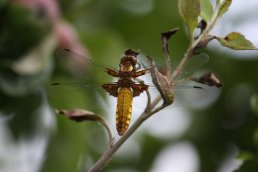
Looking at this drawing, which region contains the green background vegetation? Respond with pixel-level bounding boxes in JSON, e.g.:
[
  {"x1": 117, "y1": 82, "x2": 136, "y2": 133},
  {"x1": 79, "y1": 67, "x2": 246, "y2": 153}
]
[{"x1": 0, "y1": 0, "x2": 258, "y2": 172}]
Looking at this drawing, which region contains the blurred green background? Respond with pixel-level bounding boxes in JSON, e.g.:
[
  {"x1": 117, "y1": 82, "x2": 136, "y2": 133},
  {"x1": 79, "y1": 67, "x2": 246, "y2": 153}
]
[{"x1": 0, "y1": 0, "x2": 258, "y2": 172}]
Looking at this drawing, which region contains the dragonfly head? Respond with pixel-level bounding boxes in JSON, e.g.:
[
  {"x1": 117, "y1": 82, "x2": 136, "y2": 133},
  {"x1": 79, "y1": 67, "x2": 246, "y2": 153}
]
[
  {"x1": 120, "y1": 60, "x2": 134, "y2": 72},
  {"x1": 120, "y1": 49, "x2": 139, "y2": 72}
]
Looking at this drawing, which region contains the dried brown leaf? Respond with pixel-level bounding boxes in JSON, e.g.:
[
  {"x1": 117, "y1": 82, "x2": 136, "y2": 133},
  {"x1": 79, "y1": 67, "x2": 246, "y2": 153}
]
[{"x1": 192, "y1": 72, "x2": 223, "y2": 88}]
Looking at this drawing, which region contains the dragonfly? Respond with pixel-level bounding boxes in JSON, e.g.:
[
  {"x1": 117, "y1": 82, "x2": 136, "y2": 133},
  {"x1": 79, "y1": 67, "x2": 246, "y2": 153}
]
[{"x1": 51, "y1": 48, "x2": 209, "y2": 136}]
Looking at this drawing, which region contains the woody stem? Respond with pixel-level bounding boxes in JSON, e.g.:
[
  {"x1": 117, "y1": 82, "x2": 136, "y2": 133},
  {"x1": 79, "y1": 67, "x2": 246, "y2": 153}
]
[{"x1": 88, "y1": 6, "x2": 221, "y2": 171}]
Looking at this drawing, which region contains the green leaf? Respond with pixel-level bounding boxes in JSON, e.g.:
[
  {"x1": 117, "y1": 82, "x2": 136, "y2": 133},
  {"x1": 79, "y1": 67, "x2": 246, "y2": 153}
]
[
  {"x1": 251, "y1": 94, "x2": 258, "y2": 115},
  {"x1": 215, "y1": 32, "x2": 258, "y2": 50},
  {"x1": 178, "y1": 0, "x2": 200, "y2": 38},
  {"x1": 218, "y1": 0, "x2": 232, "y2": 17},
  {"x1": 200, "y1": 0, "x2": 214, "y2": 22}
]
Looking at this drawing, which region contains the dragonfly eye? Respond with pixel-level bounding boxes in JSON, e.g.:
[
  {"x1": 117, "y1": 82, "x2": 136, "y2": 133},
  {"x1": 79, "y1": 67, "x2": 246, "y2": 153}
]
[{"x1": 120, "y1": 63, "x2": 133, "y2": 72}]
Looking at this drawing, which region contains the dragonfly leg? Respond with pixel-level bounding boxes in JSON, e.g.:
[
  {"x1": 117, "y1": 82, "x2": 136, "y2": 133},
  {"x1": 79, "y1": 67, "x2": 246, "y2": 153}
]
[
  {"x1": 134, "y1": 70, "x2": 147, "y2": 77},
  {"x1": 107, "y1": 68, "x2": 120, "y2": 77}
]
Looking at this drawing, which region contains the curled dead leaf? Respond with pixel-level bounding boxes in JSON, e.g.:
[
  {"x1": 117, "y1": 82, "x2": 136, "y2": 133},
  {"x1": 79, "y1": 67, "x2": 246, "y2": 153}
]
[
  {"x1": 55, "y1": 109, "x2": 114, "y2": 146},
  {"x1": 161, "y1": 28, "x2": 179, "y2": 75},
  {"x1": 161, "y1": 28, "x2": 179, "y2": 55},
  {"x1": 192, "y1": 72, "x2": 223, "y2": 88},
  {"x1": 147, "y1": 56, "x2": 174, "y2": 105},
  {"x1": 56, "y1": 109, "x2": 96, "y2": 122}
]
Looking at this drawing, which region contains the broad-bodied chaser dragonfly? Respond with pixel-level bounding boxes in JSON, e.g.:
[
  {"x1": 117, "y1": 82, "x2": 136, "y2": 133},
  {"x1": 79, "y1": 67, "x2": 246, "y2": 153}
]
[{"x1": 51, "y1": 48, "x2": 209, "y2": 136}]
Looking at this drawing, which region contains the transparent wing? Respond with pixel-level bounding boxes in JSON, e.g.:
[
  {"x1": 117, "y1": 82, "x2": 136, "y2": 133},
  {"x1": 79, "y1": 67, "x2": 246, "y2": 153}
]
[
  {"x1": 146, "y1": 81, "x2": 208, "y2": 109},
  {"x1": 171, "y1": 82, "x2": 208, "y2": 108},
  {"x1": 51, "y1": 49, "x2": 209, "y2": 112},
  {"x1": 56, "y1": 49, "x2": 118, "y2": 78},
  {"x1": 49, "y1": 49, "x2": 121, "y2": 110},
  {"x1": 46, "y1": 79, "x2": 119, "y2": 111},
  {"x1": 136, "y1": 52, "x2": 209, "y2": 110},
  {"x1": 139, "y1": 53, "x2": 209, "y2": 79},
  {"x1": 175, "y1": 53, "x2": 209, "y2": 78}
]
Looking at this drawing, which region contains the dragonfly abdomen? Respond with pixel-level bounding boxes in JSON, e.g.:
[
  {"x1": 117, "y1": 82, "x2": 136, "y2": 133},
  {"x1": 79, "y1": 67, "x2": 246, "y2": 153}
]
[{"x1": 116, "y1": 87, "x2": 133, "y2": 136}]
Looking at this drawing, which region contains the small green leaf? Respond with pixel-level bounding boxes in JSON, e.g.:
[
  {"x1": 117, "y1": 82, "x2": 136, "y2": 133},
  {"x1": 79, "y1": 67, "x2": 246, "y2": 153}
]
[
  {"x1": 251, "y1": 94, "x2": 258, "y2": 115},
  {"x1": 215, "y1": 32, "x2": 258, "y2": 50},
  {"x1": 200, "y1": 0, "x2": 214, "y2": 22},
  {"x1": 178, "y1": 0, "x2": 200, "y2": 38},
  {"x1": 218, "y1": 0, "x2": 232, "y2": 17}
]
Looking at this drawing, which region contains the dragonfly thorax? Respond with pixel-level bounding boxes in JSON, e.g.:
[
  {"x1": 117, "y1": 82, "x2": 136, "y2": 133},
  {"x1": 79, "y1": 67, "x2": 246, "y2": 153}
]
[{"x1": 117, "y1": 78, "x2": 134, "y2": 87}]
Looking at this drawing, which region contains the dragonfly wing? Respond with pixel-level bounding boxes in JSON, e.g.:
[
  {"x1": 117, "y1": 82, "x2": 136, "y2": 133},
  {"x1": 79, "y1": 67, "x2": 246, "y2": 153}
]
[
  {"x1": 52, "y1": 49, "x2": 119, "y2": 109},
  {"x1": 168, "y1": 82, "x2": 208, "y2": 109},
  {"x1": 56, "y1": 49, "x2": 118, "y2": 77},
  {"x1": 56, "y1": 49, "x2": 90, "y2": 76},
  {"x1": 176, "y1": 53, "x2": 209, "y2": 78},
  {"x1": 145, "y1": 80, "x2": 208, "y2": 109},
  {"x1": 141, "y1": 53, "x2": 209, "y2": 78},
  {"x1": 46, "y1": 80, "x2": 119, "y2": 111}
]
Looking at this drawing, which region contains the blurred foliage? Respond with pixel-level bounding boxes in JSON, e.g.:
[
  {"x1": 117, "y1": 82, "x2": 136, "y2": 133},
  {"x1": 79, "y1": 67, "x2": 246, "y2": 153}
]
[
  {"x1": 0, "y1": 89, "x2": 44, "y2": 139},
  {"x1": 0, "y1": 0, "x2": 258, "y2": 172},
  {"x1": 0, "y1": 4, "x2": 51, "y2": 59},
  {"x1": 251, "y1": 94, "x2": 258, "y2": 115}
]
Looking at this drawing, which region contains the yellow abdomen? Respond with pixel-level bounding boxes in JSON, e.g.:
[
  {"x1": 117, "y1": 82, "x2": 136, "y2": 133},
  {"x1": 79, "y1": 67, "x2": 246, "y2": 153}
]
[{"x1": 116, "y1": 87, "x2": 133, "y2": 136}]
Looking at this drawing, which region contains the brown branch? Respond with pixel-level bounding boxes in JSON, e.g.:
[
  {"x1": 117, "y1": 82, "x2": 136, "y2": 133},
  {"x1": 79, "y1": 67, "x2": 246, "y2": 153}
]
[{"x1": 88, "y1": 5, "x2": 223, "y2": 171}]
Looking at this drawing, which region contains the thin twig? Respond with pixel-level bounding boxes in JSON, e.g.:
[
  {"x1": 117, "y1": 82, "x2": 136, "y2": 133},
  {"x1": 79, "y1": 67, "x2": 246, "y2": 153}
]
[
  {"x1": 170, "y1": 5, "x2": 221, "y2": 83},
  {"x1": 144, "y1": 89, "x2": 152, "y2": 113},
  {"x1": 88, "y1": 111, "x2": 147, "y2": 172},
  {"x1": 148, "y1": 103, "x2": 169, "y2": 117},
  {"x1": 88, "y1": 5, "x2": 222, "y2": 172}
]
